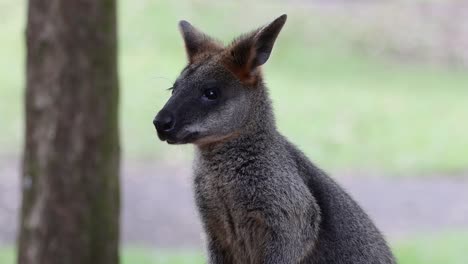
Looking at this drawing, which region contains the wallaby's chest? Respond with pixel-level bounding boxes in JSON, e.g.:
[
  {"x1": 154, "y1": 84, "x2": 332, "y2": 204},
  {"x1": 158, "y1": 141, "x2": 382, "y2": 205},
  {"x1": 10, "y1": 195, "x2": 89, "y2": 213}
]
[
  {"x1": 194, "y1": 167, "x2": 241, "y2": 239},
  {"x1": 194, "y1": 162, "x2": 258, "y2": 260}
]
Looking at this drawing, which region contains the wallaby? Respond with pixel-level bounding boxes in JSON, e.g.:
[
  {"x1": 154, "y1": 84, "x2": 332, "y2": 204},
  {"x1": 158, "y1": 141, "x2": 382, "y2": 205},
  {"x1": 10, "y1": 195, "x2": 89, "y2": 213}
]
[{"x1": 154, "y1": 14, "x2": 396, "y2": 264}]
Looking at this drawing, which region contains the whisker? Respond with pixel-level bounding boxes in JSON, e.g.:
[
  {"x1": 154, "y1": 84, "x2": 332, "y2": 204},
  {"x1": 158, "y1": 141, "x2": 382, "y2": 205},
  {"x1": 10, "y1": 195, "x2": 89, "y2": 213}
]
[{"x1": 151, "y1": 75, "x2": 171, "y2": 81}]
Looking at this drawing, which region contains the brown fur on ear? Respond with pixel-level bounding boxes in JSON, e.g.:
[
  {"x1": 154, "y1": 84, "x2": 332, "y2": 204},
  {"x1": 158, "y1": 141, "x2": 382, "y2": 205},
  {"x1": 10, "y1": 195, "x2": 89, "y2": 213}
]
[
  {"x1": 221, "y1": 34, "x2": 260, "y2": 86},
  {"x1": 179, "y1": 20, "x2": 223, "y2": 64},
  {"x1": 221, "y1": 14, "x2": 287, "y2": 86}
]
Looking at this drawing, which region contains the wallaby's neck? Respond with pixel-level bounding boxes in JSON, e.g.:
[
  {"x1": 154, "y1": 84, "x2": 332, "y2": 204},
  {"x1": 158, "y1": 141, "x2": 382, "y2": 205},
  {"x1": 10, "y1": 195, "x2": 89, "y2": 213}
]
[
  {"x1": 244, "y1": 83, "x2": 276, "y2": 134},
  {"x1": 196, "y1": 84, "x2": 278, "y2": 157}
]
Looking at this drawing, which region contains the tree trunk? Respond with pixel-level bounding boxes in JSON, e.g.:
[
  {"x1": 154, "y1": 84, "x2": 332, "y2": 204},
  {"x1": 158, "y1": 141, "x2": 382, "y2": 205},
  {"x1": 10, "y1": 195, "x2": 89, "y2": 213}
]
[{"x1": 18, "y1": 0, "x2": 120, "y2": 263}]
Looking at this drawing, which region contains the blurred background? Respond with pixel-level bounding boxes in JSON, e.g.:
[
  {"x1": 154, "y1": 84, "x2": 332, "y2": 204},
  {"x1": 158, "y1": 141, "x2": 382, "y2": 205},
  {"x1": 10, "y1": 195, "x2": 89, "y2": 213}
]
[{"x1": 1, "y1": 0, "x2": 468, "y2": 263}]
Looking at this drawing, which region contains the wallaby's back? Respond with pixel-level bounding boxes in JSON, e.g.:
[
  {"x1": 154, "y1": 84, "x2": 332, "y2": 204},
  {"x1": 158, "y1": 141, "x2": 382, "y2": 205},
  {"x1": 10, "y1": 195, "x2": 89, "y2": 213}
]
[{"x1": 284, "y1": 139, "x2": 395, "y2": 263}]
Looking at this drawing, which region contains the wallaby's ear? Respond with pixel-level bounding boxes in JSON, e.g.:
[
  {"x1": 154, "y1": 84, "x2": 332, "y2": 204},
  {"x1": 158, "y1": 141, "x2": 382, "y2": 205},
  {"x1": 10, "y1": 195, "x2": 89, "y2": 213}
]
[
  {"x1": 178, "y1": 20, "x2": 223, "y2": 64},
  {"x1": 224, "y1": 14, "x2": 287, "y2": 84}
]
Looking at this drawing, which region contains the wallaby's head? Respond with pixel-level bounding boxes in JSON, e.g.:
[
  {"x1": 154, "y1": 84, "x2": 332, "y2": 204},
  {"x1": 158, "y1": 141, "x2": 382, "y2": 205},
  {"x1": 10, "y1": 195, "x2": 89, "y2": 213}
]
[{"x1": 154, "y1": 15, "x2": 287, "y2": 146}]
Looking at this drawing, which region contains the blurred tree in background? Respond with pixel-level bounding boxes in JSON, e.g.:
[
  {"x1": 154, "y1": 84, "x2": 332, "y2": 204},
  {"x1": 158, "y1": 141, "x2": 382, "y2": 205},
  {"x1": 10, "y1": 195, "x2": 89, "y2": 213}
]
[{"x1": 17, "y1": 0, "x2": 120, "y2": 264}]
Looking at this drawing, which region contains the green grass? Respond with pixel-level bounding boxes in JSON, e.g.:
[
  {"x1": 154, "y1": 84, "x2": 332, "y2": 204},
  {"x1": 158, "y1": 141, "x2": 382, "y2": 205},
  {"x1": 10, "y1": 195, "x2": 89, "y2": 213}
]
[
  {"x1": 1, "y1": 231, "x2": 467, "y2": 263},
  {"x1": 0, "y1": 246, "x2": 204, "y2": 264},
  {"x1": 123, "y1": 248, "x2": 204, "y2": 264},
  {"x1": 0, "y1": 247, "x2": 14, "y2": 264},
  {"x1": 394, "y1": 232, "x2": 468, "y2": 264},
  {"x1": 1, "y1": 0, "x2": 468, "y2": 174}
]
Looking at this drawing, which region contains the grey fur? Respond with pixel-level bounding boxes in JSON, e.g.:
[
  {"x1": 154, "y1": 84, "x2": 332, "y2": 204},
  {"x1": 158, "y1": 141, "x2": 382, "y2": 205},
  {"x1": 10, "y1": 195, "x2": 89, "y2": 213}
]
[{"x1": 154, "y1": 15, "x2": 396, "y2": 264}]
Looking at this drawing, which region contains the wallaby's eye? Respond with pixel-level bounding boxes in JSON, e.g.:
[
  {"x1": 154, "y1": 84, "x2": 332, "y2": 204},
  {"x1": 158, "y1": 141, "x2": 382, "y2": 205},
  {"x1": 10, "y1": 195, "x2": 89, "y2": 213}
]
[{"x1": 202, "y1": 88, "x2": 218, "y2": 101}]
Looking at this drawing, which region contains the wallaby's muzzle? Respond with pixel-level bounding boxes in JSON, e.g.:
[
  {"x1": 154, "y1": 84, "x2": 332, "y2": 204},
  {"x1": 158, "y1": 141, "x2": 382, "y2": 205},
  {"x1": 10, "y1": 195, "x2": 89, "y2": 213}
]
[
  {"x1": 153, "y1": 109, "x2": 178, "y2": 143},
  {"x1": 153, "y1": 109, "x2": 174, "y2": 133},
  {"x1": 154, "y1": 107, "x2": 200, "y2": 144}
]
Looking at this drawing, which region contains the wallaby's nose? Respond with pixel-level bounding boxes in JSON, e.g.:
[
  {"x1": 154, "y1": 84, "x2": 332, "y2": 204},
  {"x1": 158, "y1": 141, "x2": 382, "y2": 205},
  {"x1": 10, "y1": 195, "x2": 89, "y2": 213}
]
[{"x1": 154, "y1": 110, "x2": 175, "y2": 132}]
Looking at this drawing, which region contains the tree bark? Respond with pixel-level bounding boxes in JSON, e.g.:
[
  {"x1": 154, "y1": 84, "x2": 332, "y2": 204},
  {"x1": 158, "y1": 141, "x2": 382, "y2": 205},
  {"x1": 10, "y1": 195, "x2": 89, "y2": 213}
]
[{"x1": 18, "y1": 1, "x2": 120, "y2": 263}]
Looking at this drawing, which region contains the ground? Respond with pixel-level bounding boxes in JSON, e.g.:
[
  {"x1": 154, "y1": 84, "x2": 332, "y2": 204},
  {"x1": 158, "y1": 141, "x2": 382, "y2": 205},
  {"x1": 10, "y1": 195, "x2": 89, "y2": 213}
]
[{"x1": 1, "y1": 158, "x2": 468, "y2": 247}]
